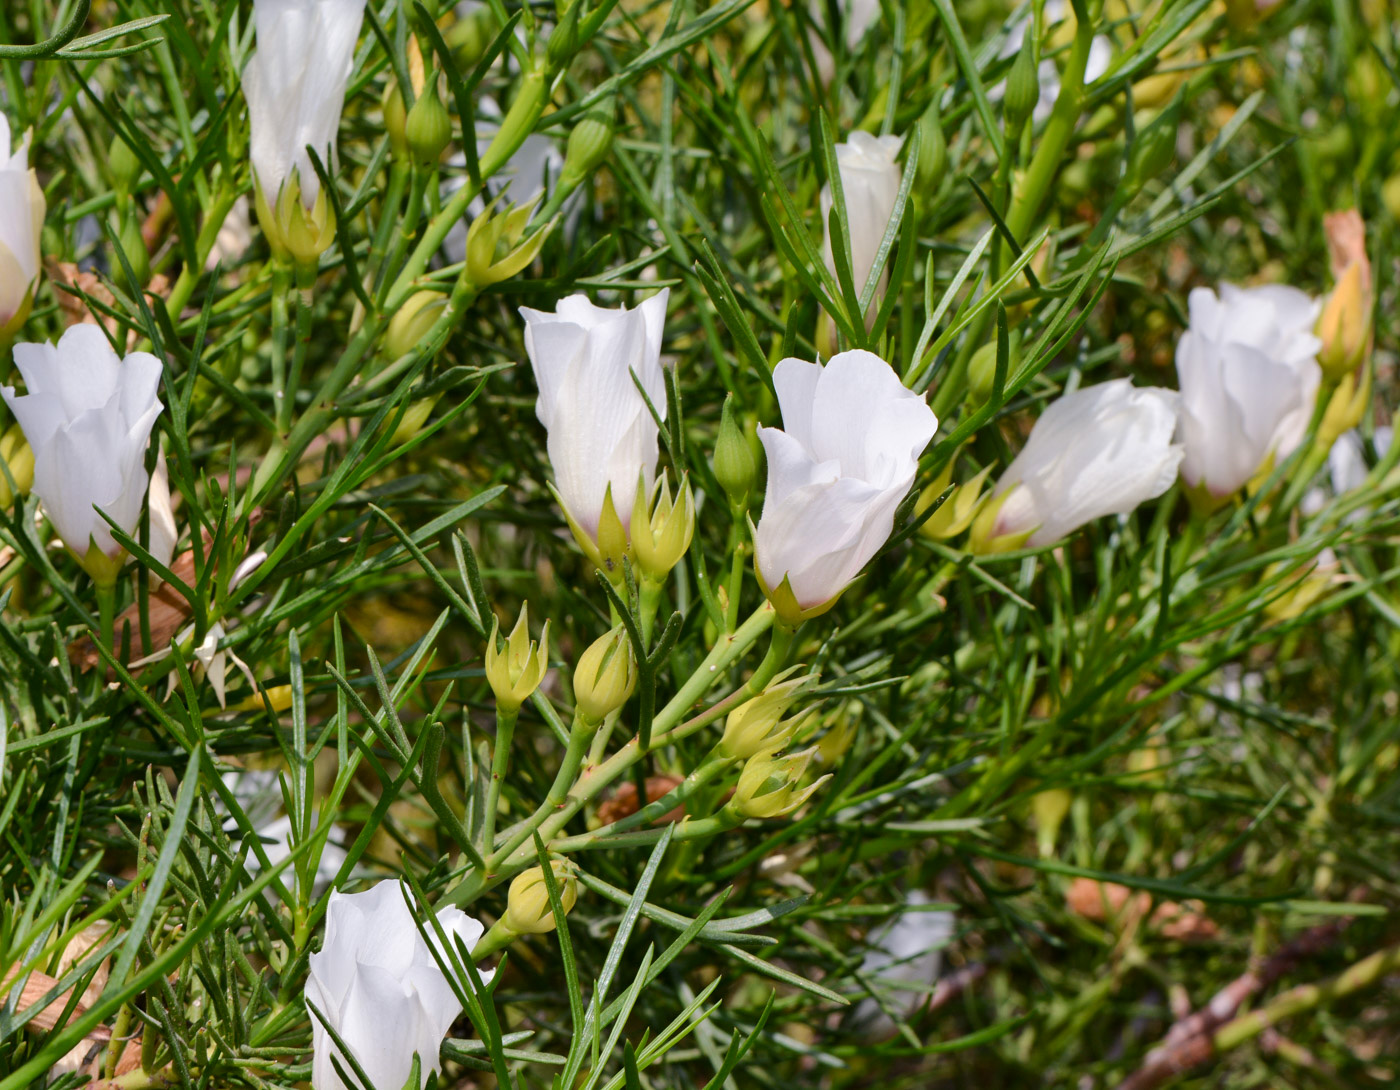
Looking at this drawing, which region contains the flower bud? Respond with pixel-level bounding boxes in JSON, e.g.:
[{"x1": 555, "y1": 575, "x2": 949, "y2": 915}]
[
  {"x1": 1003, "y1": 30, "x2": 1039, "y2": 135},
  {"x1": 1263, "y1": 549, "x2": 1339, "y2": 622},
  {"x1": 406, "y1": 83, "x2": 453, "y2": 167},
  {"x1": 560, "y1": 111, "x2": 614, "y2": 187},
  {"x1": 573, "y1": 625, "x2": 636, "y2": 722},
  {"x1": 503, "y1": 862, "x2": 578, "y2": 935},
  {"x1": 0, "y1": 422, "x2": 34, "y2": 508},
  {"x1": 389, "y1": 396, "x2": 440, "y2": 446},
  {"x1": 1315, "y1": 260, "x2": 1369, "y2": 382},
  {"x1": 729, "y1": 746, "x2": 829, "y2": 820},
  {"x1": 966, "y1": 335, "x2": 1019, "y2": 406},
  {"x1": 1124, "y1": 98, "x2": 1181, "y2": 198},
  {"x1": 631, "y1": 472, "x2": 695, "y2": 581},
  {"x1": 718, "y1": 669, "x2": 810, "y2": 759},
  {"x1": 384, "y1": 83, "x2": 409, "y2": 160},
  {"x1": 465, "y1": 194, "x2": 553, "y2": 288},
  {"x1": 446, "y1": 2, "x2": 497, "y2": 65},
  {"x1": 916, "y1": 462, "x2": 994, "y2": 541},
  {"x1": 713, "y1": 395, "x2": 757, "y2": 511},
  {"x1": 545, "y1": 0, "x2": 583, "y2": 69},
  {"x1": 116, "y1": 213, "x2": 150, "y2": 286},
  {"x1": 914, "y1": 99, "x2": 947, "y2": 195},
  {"x1": 385, "y1": 290, "x2": 448, "y2": 359},
  {"x1": 109, "y1": 135, "x2": 141, "y2": 202},
  {"x1": 485, "y1": 605, "x2": 549, "y2": 712},
  {"x1": 480, "y1": 70, "x2": 548, "y2": 179},
  {"x1": 1317, "y1": 366, "x2": 1372, "y2": 449},
  {"x1": 1032, "y1": 788, "x2": 1071, "y2": 858}
]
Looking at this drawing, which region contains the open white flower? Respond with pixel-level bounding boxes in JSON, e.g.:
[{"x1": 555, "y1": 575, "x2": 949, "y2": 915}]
[
  {"x1": 1176, "y1": 283, "x2": 1322, "y2": 499},
  {"x1": 820, "y1": 132, "x2": 902, "y2": 325},
  {"x1": 973, "y1": 379, "x2": 1182, "y2": 551},
  {"x1": 754, "y1": 350, "x2": 936, "y2": 619},
  {"x1": 306, "y1": 881, "x2": 494, "y2": 1090},
  {"x1": 519, "y1": 290, "x2": 669, "y2": 557},
  {"x1": 0, "y1": 111, "x2": 45, "y2": 336},
  {"x1": 2, "y1": 325, "x2": 163, "y2": 571},
  {"x1": 243, "y1": 0, "x2": 366, "y2": 259}
]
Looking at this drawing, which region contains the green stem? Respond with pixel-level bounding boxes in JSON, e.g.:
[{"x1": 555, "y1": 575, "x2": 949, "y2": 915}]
[
  {"x1": 376, "y1": 165, "x2": 430, "y2": 309},
  {"x1": 482, "y1": 706, "x2": 517, "y2": 852},
  {"x1": 1213, "y1": 942, "x2": 1400, "y2": 1052},
  {"x1": 278, "y1": 269, "x2": 317, "y2": 433},
  {"x1": 97, "y1": 580, "x2": 117, "y2": 657},
  {"x1": 268, "y1": 261, "x2": 293, "y2": 433},
  {"x1": 442, "y1": 604, "x2": 776, "y2": 906}
]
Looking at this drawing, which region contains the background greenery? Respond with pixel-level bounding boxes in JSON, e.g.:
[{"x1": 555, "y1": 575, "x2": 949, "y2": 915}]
[{"x1": 2, "y1": 0, "x2": 1399, "y2": 1086}]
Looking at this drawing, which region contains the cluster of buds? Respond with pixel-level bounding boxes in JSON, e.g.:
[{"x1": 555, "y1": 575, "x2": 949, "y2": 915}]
[{"x1": 485, "y1": 605, "x2": 550, "y2": 712}]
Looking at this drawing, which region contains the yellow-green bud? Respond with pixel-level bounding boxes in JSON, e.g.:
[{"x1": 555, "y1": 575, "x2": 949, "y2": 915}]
[
  {"x1": 446, "y1": 3, "x2": 498, "y2": 66},
  {"x1": 713, "y1": 395, "x2": 757, "y2": 510},
  {"x1": 0, "y1": 423, "x2": 34, "y2": 509},
  {"x1": 503, "y1": 861, "x2": 577, "y2": 934},
  {"x1": 384, "y1": 84, "x2": 409, "y2": 160},
  {"x1": 914, "y1": 99, "x2": 948, "y2": 194},
  {"x1": 545, "y1": 0, "x2": 583, "y2": 69},
  {"x1": 1032, "y1": 788, "x2": 1071, "y2": 858},
  {"x1": 1383, "y1": 173, "x2": 1400, "y2": 222},
  {"x1": 967, "y1": 335, "x2": 1019, "y2": 406},
  {"x1": 109, "y1": 136, "x2": 141, "y2": 202},
  {"x1": 1124, "y1": 99, "x2": 1181, "y2": 198},
  {"x1": 385, "y1": 290, "x2": 448, "y2": 359},
  {"x1": 1003, "y1": 30, "x2": 1039, "y2": 135},
  {"x1": 116, "y1": 213, "x2": 150, "y2": 287},
  {"x1": 916, "y1": 462, "x2": 994, "y2": 541},
  {"x1": 464, "y1": 194, "x2": 553, "y2": 287},
  {"x1": 1317, "y1": 365, "x2": 1372, "y2": 448},
  {"x1": 557, "y1": 481, "x2": 630, "y2": 578},
  {"x1": 573, "y1": 624, "x2": 636, "y2": 722},
  {"x1": 389, "y1": 396, "x2": 440, "y2": 446},
  {"x1": 485, "y1": 605, "x2": 550, "y2": 712},
  {"x1": 1315, "y1": 261, "x2": 1369, "y2": 382},
  {"x1": 631, "y1": 472, "x2": 695, "y2": 582},
  {"x1": 406, "y1": 84, "x2": 453, "y2": 167},
  {"x1": 729, "y1": 746, "x2": 829, "y2": 820},
  {"x1": 718, "y1": 670, "x2": 810, "y2": 760},
  {"x1": 561, "y1": 111, "x2": 614, "y2": 187}
]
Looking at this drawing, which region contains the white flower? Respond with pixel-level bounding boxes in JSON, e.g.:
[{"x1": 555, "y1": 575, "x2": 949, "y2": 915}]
[
  {"x1": 243, "y1": 0, "x2": 367, "y2": 210},
  {"x1": 2, "y1": 325, "x2": 163, "y2": 562},
  {"x1": 306, "y1": 881, "x2": 494, "y2": 1090},
  {"x1": 1176, "y1": 283, "x2": 1322, "y2": 499},
  {"x1": 820, "y1": 133, "x2": 902, "y2": 324},
  {"x1": 807, "y1": 0, "x2": 883, "y2": 83},
  {"x1": 754, "y1": 350, "x2": 936, "y2": 617},
  {"x1": 850, "y1": 892, "x2": 955, "y2": 1036},
  {"x1": 147, "y1": 449, "x2": 178, "y2": 572},
  {"x1": 976, "y1": 379, "x2": 1182, "y2": 550},
  {"x1": 244, "y1": 813, "x2": 349, "y2": 895},
  {"x1": 519, "y1": 290, "x2": 669, "y2": 542},
  {"x1": 0, "y1": 112, "x2": 44, "y2": 334}
]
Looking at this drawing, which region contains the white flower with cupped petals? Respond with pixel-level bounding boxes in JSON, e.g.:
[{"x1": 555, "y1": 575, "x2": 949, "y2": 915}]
[
  {"x1": 754, "y1": 350, "x2": 936, "y2": 617},
  {"x1": 243, "y1": 0, "x2": 367, "y2": 210},
  {"x1": 820, "y1": 133, "x2": 902, "y2": 326},
  {"x1": 0, "y1": 112, "x2": 45, "y2": 334},
  {"x1": 306, "y1": 881, "x2": 494, "y2": 1090},
  {"x1": 1176, "y1": 283, "x2": 1323, "y2": 499},
  {"x1": 978, "y1": 380, "x2": 1182, "y2": 549},
  {"x1": 519, "y1": 290, "x2": 669, "y2": 540},
  {"x1": 2, "y1": 325, "x2": 163, "y2": 561}
]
